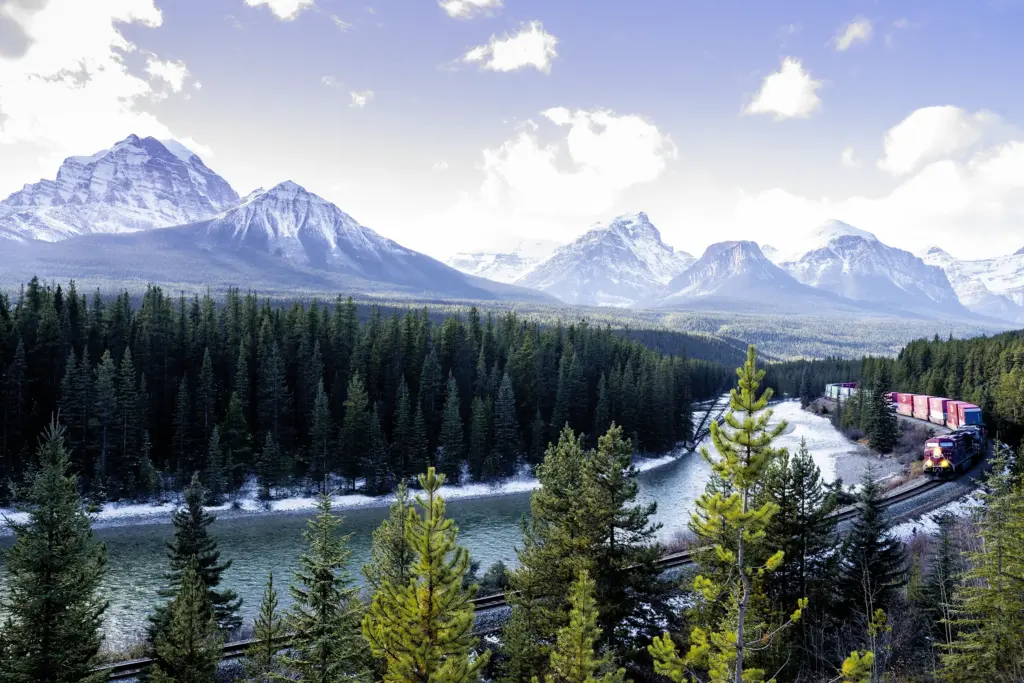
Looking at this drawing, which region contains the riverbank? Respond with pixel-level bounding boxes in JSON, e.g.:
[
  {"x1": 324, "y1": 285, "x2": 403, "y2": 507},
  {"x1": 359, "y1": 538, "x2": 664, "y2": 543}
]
[{"x1": 0, "y1": 445, "x2": 689, "y2": 534}]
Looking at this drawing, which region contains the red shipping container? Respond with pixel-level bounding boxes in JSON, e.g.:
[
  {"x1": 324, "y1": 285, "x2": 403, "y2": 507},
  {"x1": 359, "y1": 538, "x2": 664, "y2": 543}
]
[
  {"x1": 958, "y1": 403, "x2": 982, "y2": 427},
  {"x1": 896, "y1": 393, "x2": 914, "y2": 417},
  {"x1": 928, "y1": 397, "x2": 950, "y2": 426},
  {"x1": 913, "y1": 395, "x2": 932, "y2": 421},
  {"x1": 946, "y1": 401, "x2": 965, "y2": 429}
]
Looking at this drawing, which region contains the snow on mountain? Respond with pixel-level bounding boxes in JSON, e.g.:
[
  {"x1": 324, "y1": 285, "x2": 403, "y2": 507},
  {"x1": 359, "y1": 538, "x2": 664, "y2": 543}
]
[
  {"x1": 1, "y1": 181, "x2": 551, "y2": 302},
  {"x1": 782, "y1": 220, "x2": 964, "y2": 315},
  {"x1": 446, "y1": 239, "x2": 561, "y2": 284},
  {"x1": 0, "y1": 134, "x2": 239, "y2": 242},
  {"x1": 923, "y1": 246, "x2": 1024, "y2": 321},
  {"x1": 515, "y1": 212, "x2": 694, "y2": 306},
  {"x1": 650, "y1": 240, "x2": 875, "y2": 314}
]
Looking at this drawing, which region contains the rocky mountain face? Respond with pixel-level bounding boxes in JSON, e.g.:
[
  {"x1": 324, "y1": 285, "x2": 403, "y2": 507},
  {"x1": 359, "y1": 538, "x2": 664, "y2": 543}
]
[
  {"x1": 446, "y1": 239, "x2": 560, "y2": 284},
  {"x1": 923, "y1": 246, "x2": 1024, "y2": 321},
  {"x1": 781, "y1": 220, "x2": 964, "y2": 316},
  {"x1": 651, "y1": 240, "x2": 880, "y2": 314},
  {"x1": 0, "y1": 135, "x2": 239, "y2": 242},
  {"x1": 515, "y1": 212, "x2": 694, "y2": 306}
]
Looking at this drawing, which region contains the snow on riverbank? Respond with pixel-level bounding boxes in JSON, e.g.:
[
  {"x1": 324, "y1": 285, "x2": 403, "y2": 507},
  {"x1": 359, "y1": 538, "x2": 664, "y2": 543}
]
[
  {"x1": 891, "y1": 492, "x2": 983, "y2": 540},
  {"x1": 0, "y1": 447, "x2": 690, "y2": 534}
]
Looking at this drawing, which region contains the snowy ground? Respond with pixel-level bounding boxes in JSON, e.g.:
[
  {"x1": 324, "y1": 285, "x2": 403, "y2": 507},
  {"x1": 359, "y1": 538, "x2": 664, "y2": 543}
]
[{"x1": 891, "y1": 492, "x2": 984, "y2": 541}]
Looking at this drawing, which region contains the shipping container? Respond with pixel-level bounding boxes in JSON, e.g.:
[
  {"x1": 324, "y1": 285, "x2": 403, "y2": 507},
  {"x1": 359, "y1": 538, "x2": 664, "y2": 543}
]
[
  {"x1": 896, "y1": 393, "x2": 915, "y2": 417},
  {"x1": 928, "y1": 397, "x2": 950, "y2": 426},
  {"x1": 958, "y1": 403, "x2": 983, "y2": 427},
  {"x1": 945, "y1": 401, "x2": 965, "y2": 429},
  {"x1": 912, "y1": 395, "x2": 932, "y2": 421}
]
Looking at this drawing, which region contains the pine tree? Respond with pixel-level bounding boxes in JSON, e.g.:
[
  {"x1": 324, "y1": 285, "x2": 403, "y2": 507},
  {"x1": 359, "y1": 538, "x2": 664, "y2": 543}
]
[
  {"x1": 139, "y1": 429, "x2": 161, "y2": 499},
  {"x1": 593, "y1": 373, "x2": 610, "y2": 442},
  {"x1": 341, "y1": 372, "x2": 370, "y2": 490},
  {"x1": 582, "y1": 424, "x2": 670, "y2": 654},
  {"x1": 411, "y1": 403, "x2": 429, "y2": 475},
  {"x1": 438, "y1": 373, "x2": 465, "y2": 484},
  {"x1": 257, "y1": 338, "x2": 292, "y2": 448},
  {"x1": 196, "y1": 347, "x2": 215, "y2": 443},
  {"x1": 468, "y1": 396, "x2": 490, "y2": 482},
  {"x1": 201, "y1": 426, "x2": 226, "y2": 505},
  {"x1": 363, "y1": 482, "x2": 414, "y2": 592},
  {"x1": 939, "y1": 451, "x2": 1024, "y2": 681},
  {"x1": 150, "y1": 558, "x2": 224, "y2": 683},
  {"x1": 0, "y1": 420, "x2": 108, "y2": 683},
  {"x1": 310, "y1": 379, "x2": 334, "y2": 479},
  {"x1": 867, "y1": 365, "x2": 898, "y2": 454},
  {"x1": 362, "y1": 467, "x2": 489, "y2": 683},
  {"x1": 542, "y1": 570, "x2": 625, "y2": 683},
  {"x1": 281, "y1": 492, "x2": 371, "y2": 683},
  {"x1": 491, "y1": 372, "x2": 519, "y2": 479},
  {"x1": 838, "y1": 468, "x2": 906, "y2": 621},
  {"x1": 150, "y1": 473, "x2": 242, "y2": 641},
  {"x1": 114, "y1": 349, "x2": 140, "y2": 497},
  {"x1": 650, "y1": 345, "x2": 799, "y2": 683},
  {"x1": 530, "y1": 407, "x2": 547, "y2": 465},
  {"x1": 172, "y1": 376, "x2": 192, "y2": 477},
  {"x1": 367, "y1": 403, "x2": 390, "y2": 495},
  {"x1": 799, "y1": 368, "x2": 813, "y2": 409},
  {"x1": 392, "y1": 378, "x2": 413, "y2": 479},
  {"x1": 221, "y1": 392, "x2": 251, "y2": 489},
  {"x1": 923, "y1": 513, "x2": 960, "y2": 648},
  {"x1": 91, "y1": 350, "x2": 116, "y2": 488},
  {"x1": 256, "y1": 434, "x2": 281, "y2": 500},
  {"x1": 243, "y1": 572, "x2": 285, "y2": 682}
]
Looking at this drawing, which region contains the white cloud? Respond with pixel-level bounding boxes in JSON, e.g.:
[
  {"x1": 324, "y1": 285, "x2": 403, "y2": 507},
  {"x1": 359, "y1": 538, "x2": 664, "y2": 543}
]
[
  {"x1": 833, "y1": 17, "x2": 873, "y2": 51},
  {"x1": 331, "y1": 15, "x2": 351, "y2": 31},
  {"x1": 439, "y1": 0, "x2": 502, "y2": 19},
  {"x1": 841, "y1": 146, "x2": 859, "y2": 167},
  {"x1": 243, "y1": 0, "x2": 315, "y2": 21},
  {"x1": 432, "y1": 161, "x2": 449, "y2": 171},
  {"x1": 145, "y1": 56, "x2": 189, "y2": 92},
  {"x1": 744, "y1": 57, "x2": 822, "y2": 120},
  {"x1": 0, "y1": 0, "x2": 209, "y2": 194},
  {"x1": 461, "y1": 21, "x2": 558, "y2": 74},
  {"x1": 878, "y1": 106, "x2": 1001, "y2": 176},
  {"x1": 321, "y1": 75, "x2": 341, "y2": 89},
  {"x1": 477, "y1": 107, "x2": 675, "y2": 216},
  {"x1": 349, "y1": 90, "x2": 374, "y2": 108}
]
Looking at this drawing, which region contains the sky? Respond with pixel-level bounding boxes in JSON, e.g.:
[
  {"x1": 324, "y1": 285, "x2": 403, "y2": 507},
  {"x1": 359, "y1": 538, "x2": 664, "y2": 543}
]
[{"x1": 2, "y1": 0, "x2": 1024, "y2": 261}]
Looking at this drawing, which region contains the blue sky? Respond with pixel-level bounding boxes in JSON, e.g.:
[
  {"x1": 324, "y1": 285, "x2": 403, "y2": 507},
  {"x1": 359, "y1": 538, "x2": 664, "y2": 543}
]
[{"x1": 2, "y1": 0, "x2": 1024, "y2": 259}]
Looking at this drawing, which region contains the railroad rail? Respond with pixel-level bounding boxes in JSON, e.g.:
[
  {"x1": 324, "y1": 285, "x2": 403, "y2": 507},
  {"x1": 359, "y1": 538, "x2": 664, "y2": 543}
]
[{"x1": 100, "y1": 472, "x2": 951, "y2": 681}]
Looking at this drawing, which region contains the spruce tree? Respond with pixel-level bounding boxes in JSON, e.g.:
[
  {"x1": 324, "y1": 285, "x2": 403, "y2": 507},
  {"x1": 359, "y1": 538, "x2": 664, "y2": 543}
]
[
  {"x1": 837, "y1": 468, "x2": 906, "y2": 621},
  {"x1": 310, "y1": 379, "x2": 334, "y2": 479},
  {"x1": 867, "y1": 366, "x2": 898, "y2": 454},
  {"x1": 256, "y1": 434, "x2": 281, "y2": 500},
  {"x1": 491, "y1": 372, "x2": 519, "y2": 479},
  {"x1": 392, "y1": 378, "x2": 413, "y2": 478},
  {"x1": 543, "y1": 570, "x2": 625, "y2": 683},
  {"x1": 221, "y1": 392, "x2": 251, "y2": 489},
  {"x1": 468, "y1": 396, "x2": 490, "y2": 482},
  {"x1": 799, "y1": 368, "x2": 813, "y2": 409},
  {"x1": 150, "y1": 558, "x2": 224, "y2": 683},
  {"x1": 438, "y1": 373, "x2": 465, "y2": 484},
  {"x1": 282, "y1": 492, "x2": 370, "y2": 683},
  {"x1": 923, "y1": 513, "x2": 960, "y2": 648},
  {"x1": 196, "y1": 348, "x2": 215, "y2": 442},
  {"x1": 243, "y1": 572, "x2": 285, "y2": 682},
  {"x1": 940, "y1": 451, "x2": 1024, "y2": 681},
  {"x1": 150, "y1": 473, "x2": 242, "y2": 641},
  {"x1": 363, "y1": 482, "x2": 415, "y2": 592},
  {"x1": 171, "y1": 376, "x2": 192, "y2": 477},
  {"x1": 411, "y1": 403, "x2": 429, "y2": 474},
  {"x1": 650, "y1": 345, "x2": 799, "y2": 683},
  {"x1": 201, "y1": 426, "x2": 226, "y2": 505},
  {"x1": 91, "y1": 350, "x2": 116, "y2": 488},
  {"x1": 114, "y1": 348, "x2": 140, "y2": 497},
  {"x1": 593, "y1": 373, "x2": 611, "y2": 442},
  {"x1": 0, "y1": 420, "x2": 108, "y2": 683},
  {"x1": 362, "y1": 467, "x2": 488, "y2": 683},
  {"x1": 340, "y1": 372, "x2": 370, "y2": 490},
  {"x1": 367, "y1": 403, "x2": 390, "y2": 495}
]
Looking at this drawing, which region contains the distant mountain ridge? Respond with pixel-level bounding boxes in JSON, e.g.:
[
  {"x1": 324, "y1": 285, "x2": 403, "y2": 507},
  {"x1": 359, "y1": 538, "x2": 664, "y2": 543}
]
[
  {"x1": 446, "y1": 238, "x2": 560, "y2": 284},
  {"x1": 515, "y1": 212, "x2": 694, "y2": 306},
  {"x1": 923, "y1": 246, "x2": 1024, "y2": 322}
]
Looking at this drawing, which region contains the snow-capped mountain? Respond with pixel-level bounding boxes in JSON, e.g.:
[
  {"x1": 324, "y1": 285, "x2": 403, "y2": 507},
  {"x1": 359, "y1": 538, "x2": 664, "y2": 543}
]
[
  {"x1": 0, "y1": 135, "x2": 239, "y2": 242},
  {"x1": 446, "y1": 239, "x2": 560, "y2": 284},
  {"x1": 651, "y1": 240, "x2": 878, "y2": 314},
  {"x1": 515, "y1": 212, "x2": 694, "y2": 306},
  {"x1": 922, "y1": 247, "x2": 1024, "y2": 321},
  {"x1": 781, "y1": 220, "x2": 964, "y2": 315}
]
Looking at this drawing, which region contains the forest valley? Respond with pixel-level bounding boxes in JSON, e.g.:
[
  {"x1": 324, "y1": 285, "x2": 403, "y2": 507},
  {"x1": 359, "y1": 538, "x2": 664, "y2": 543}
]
[
  {"x1": 2, "y1": 340, "x2": 1024, "y2": 683},
  {"x1": 0, "y1": 278, "x2": 732, "y2": 507}
]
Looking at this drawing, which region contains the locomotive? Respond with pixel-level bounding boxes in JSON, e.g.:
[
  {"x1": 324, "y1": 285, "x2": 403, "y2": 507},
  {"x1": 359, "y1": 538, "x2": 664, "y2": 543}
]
[{"x1": 922, "y1": 425, "x2": 985, "y2": 477}]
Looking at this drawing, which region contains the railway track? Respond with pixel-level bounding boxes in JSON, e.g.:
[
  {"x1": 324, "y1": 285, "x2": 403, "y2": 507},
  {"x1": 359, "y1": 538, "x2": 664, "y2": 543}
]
[{"x1": 99, "y1": 473, "x2": 953, "y2": 681}]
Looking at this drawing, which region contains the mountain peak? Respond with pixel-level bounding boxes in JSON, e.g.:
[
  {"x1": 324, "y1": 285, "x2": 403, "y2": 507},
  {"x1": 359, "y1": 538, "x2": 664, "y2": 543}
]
[
  {"x1": 1015, "y1": 246, "x2": 1024, "y2": 256},
  {"x1": 813, "y1": 219, "x2": 878, "y2": 246}
]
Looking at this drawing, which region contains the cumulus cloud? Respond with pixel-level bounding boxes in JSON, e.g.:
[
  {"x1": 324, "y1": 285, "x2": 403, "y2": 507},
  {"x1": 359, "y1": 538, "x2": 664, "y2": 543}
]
[
  {"x1": 841, "y1": 146, "x2": 859, "y2": 167},
  {"x1": 0, "y1": 0, "x2": 207, "y2": 194},
  {"x1": 477, "y1": 107, "x2": 675, "y2": 216},
  {"x1": 349, "y1": 90, "x2": 374, "y2": 108},
  {"x1": 461, "y1": 21, "x2": 558, "y2": 74},
  {"x1": 440, "y1": 0, "x2": 501, "y2": 19},
  {"x1": 878, "y1": 106, "x2": 1001, "y2": 176},
  {"x1": 321, "y1": 75, "x2": 342, "y2": 89},
  {"x1": 432, "y1": 161, "x2": 449, "y2": 171},
  {"x1": 145, "y1": 56, "x2": 189, "y2": 92},
  {"x1": 331, "y1": 15, "x2": 352, "y2": 31},
  {"x1": 744, "y1": 57, "x2": 822, "y2": 120},
  {"x1": 243, "y1": 0, "x2": 315, "y2": 21},
  {"x1": 833, "y1": 17, "x2": 873, "y2": 51}
]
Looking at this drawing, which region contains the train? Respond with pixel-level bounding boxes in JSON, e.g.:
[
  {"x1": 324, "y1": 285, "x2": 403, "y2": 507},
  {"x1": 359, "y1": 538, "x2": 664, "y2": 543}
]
[{"x1": 823, "y1": 383, "x2": 986, "y2": 477}]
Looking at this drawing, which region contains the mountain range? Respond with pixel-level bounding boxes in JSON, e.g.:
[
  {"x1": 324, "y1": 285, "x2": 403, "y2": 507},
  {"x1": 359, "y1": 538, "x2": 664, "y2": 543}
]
[
  {"x1": 2, "y1": 134, "x2": 1021, "y2": 323},
  {"x1": 0, "y1": 136, "x2": 548, "y2": 302}
]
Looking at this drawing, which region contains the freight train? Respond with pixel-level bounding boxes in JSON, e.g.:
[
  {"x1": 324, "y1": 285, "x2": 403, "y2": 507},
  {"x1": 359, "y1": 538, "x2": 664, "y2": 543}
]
[{"x1": 823, "y1": 383, "x2": 986, "y2": 477}]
